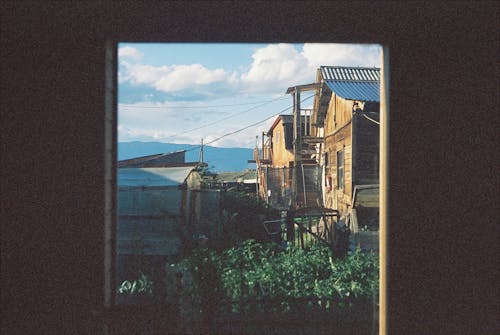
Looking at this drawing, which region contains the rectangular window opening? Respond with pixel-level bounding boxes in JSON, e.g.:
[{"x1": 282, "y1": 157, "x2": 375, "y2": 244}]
[
  {"x1": 337, "y1": 149, "x2": 344, "y2": 189},
  {"x1": 105, "y1": 42, "x2": 388, "y2": 335}
]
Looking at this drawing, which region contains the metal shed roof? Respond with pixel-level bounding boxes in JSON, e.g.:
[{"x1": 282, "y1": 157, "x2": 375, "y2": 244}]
[
  {"x1": 118, "y1": 167, "x2": 194, "y2": 187},
  {"x1": 117, "y1": 151, "x2": 188, "y2": 168},
  {"x1": 320, "y1": 66, "x2": 380, "y2": 102}
]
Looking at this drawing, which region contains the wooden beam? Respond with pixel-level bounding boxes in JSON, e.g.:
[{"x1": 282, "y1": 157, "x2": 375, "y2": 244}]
[{"x1": 286, "y1": 83, "x2": 320, "y2": 94}]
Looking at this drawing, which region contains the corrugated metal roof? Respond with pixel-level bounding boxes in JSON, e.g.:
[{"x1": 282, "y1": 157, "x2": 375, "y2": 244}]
[
  {"x1": 320, "y1": 66, "x2": 380, "y2": 102},
  {"x1": 118, "y1": 167, "x2": 194, "y2": 187},
  {"x1": 117, "y1": 151, "x2": 187, "y2": 168}
]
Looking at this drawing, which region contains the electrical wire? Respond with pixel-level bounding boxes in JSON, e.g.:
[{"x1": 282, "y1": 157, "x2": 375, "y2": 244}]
[
  {"x1": 130, "y1": 94, "x2": 289, "y2": 142},
  {"x1": 362, "y1": 113, "x2": 380, "y2": 125},
  {"x1": 178, "y1": 93, "x2": 317, "y2": 153},
  {"x1": 119, "y1": 95, "x2": 288, "y2": 109}
]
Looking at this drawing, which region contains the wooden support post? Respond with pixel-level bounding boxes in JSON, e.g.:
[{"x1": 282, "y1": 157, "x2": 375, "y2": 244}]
[
  {"x1": 299, "y1": 220, "x2": 305, "y2": 249},
  {"x1": 262, "y1": 131, "x2": 265, "y2": 161},
  {"x1": 292, "y1": 88, "x2": 302, "y2": 207}
]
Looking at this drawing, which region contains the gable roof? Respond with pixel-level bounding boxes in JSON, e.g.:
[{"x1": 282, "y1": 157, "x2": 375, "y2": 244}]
[
  {"x1": 268, "y1": 115, "x2": 294, "y2": 150},
  {"x1": 118, "y1": 150, "x2": 191, "y2": 168},
  {"x1": 268, "y1": 114, "x2": 293, "y2": 133},
  {"x1": 320, "y1": 66, "x2": 380, "y2": 102},
  {"x1": 279, "y1": 114, "x2": 294, "y2": 124},
  {"x1": 118, "y1": 166, "x2": 196, "y2": 187}
]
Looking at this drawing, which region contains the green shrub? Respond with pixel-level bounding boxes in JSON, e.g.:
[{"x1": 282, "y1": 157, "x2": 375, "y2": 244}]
[
  {"x1": 219, "y1": 190, "x2": 279, "y2": 246},
  {"x1": 178, "y1": 239, "x2": 378, "y2": 308}
]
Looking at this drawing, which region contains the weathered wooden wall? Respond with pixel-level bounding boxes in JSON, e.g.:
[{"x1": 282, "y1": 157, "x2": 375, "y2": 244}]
[
  {"x1": 322, "y1": 95, "x2": 380, "y2": 217},
  {"x1": 353, "y1": 112, "x2": 379, "y2": 185},
  {"x1": 323, "y1": 94, "x2": 354, "y2": 215},
  {"x1": 270, "y1": 119, "x2": 294, "y2": 168},
  {"x1": 184, "y1": 189, "x2": 222, "y2": 245}
]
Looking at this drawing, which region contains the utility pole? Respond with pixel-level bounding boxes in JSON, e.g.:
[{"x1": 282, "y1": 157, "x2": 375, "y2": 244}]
[
  {"x1": 198, "y1": 138, "x2": 204, "y2": 164},
  {"x1": 262, "y1": 131, "x2": 266, "y2": 161},
  {"x1": 255, "y1": 135, "x2": 259, "y2": 199},
  {"x1": 292, "y1": 88, "x2": 301, "y2": 207}
]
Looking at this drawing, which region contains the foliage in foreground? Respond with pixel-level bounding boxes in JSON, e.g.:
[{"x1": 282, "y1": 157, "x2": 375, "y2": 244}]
[
  {"x1": 177, "y1": 240, "x2": 378, "y2": 308},
  {"x1": 218, "y1": 190, "x2": 279, "y2": 247},
  {"x1": 117, "y1": 272, "x2": 154, "y2": 296}
]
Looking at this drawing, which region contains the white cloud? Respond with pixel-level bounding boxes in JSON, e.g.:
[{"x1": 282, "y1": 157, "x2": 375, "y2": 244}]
[
  {"x1": 120, "y1": 62, "x2": 169, "y2": 86},
  {"x1": 154, "y1": 64, "x2": 228, "y2": 92},
  {"x1": 117, "y1": 101, "x2": 276, "y2": 148},
  {"x1": 239, "y1": 43, "x2": 381, "y2": 95},
  {"x1": 118, "y1": 46, "x2": 144, "y2": 61},
  {"x1": 302, "y1": 43, "x2": 381, "y2": 68},
  {"x1": 119, "y1": 43, "x2": 381, "y2": 100},
  {"x1": 118, "y1": 43, "x2": 382, "y2": 147},
  {"x1": 240, "y1": 44, "x2": 310, "y2": 94},
  {"x1": 120, "y1": 62, "x2": 234, "y2": 94}
]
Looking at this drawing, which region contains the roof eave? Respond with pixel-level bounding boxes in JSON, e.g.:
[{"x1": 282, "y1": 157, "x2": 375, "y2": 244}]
[{"x1": 286, "y1": 83, "x2": 320, "y2": 94}]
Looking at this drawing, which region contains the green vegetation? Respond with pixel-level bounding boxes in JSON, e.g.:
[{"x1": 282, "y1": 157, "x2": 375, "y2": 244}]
[
  {"x1": 177, "y1": 239, "x2": 378, "y2": 311},
  {"x1": 219, "y1": 190, "x2": 279, "y2": 248},
  {"x1": 117, "y1": 272, "x2": 154, "y2": 296}
]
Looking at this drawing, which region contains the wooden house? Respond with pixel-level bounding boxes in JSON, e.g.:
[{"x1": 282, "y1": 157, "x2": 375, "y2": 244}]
[
  {"x1": 262, "y1": 115, "x2": 294, "y2": 168},
  {"x1": 257, "y1": 108, "x2": 323, "y2": 208},
  {"x1": 255, "y1": 115, "x2": 294, "y2": 207},
  {"x1": 313, "y1": 66, "x2": 380, "y2": 222}
]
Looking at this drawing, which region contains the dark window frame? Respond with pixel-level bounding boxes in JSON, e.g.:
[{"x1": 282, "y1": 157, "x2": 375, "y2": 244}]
[{"x1": 337, "y1": 149, "x2": 344, "y2": 190}]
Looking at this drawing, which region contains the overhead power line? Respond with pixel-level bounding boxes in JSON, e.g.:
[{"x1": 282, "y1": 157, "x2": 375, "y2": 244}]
[
  {"x1": 119, "y1": 95, "x2": 289, "y2": 109},
  {"x1": 143, "y1": 93, "x2": 289, "y2": 142},
  {"x1": 179, "y1": 93, "x2": 317, "y2": 153}
]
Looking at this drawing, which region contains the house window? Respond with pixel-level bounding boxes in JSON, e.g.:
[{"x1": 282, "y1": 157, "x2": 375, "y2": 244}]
[
  {"x1": 337, "y1": 149, "x2": 344, "y2": 189},
  {"x1": 276, "y1": 130, "x2": 280, "y2": 144}
]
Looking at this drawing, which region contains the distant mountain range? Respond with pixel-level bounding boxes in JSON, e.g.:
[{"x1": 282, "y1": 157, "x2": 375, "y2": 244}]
[{"x1": 118, "y1": 141, "x2": 256, "y2": 173}]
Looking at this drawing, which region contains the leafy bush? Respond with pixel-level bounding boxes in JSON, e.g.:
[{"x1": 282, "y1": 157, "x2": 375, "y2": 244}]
[
  {"x1": 219, "y1": 190, "x2": 279, "y2": 246},
  {"x1": 178, "y1": 239, "x2": 378, "y2": 309}
]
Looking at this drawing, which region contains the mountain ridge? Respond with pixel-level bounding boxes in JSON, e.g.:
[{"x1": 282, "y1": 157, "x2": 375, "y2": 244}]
[{"x1": 118, "y1": 141, "x2": 255, "y2": 172}]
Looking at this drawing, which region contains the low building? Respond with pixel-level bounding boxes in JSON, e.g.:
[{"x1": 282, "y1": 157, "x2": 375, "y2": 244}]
[
  {"x1": 214, "y1": 170, "x2": 257, "y2": 193},
  {"x1": 116, "y1": 165, "x2": 201, "y2": 289}
]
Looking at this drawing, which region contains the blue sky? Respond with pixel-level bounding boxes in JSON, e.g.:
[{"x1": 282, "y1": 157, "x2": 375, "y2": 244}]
[{"x1": 118, "y1": 43, "x2": 381, "y2": 148}]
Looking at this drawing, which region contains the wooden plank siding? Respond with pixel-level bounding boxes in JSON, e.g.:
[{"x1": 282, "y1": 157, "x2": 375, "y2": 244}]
[
  {"x1": 320, "y1": 91, "x2": 380, "y2": 218},
  {"x1": 270, "y1": 118, "x2": 294, "y2": 168},
  {"x1": 353, "y1": 113, "x2": 380, "y2": 185},
  {"x1": 323, "y1": 94, "x2": 356, "y2": 216}
]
